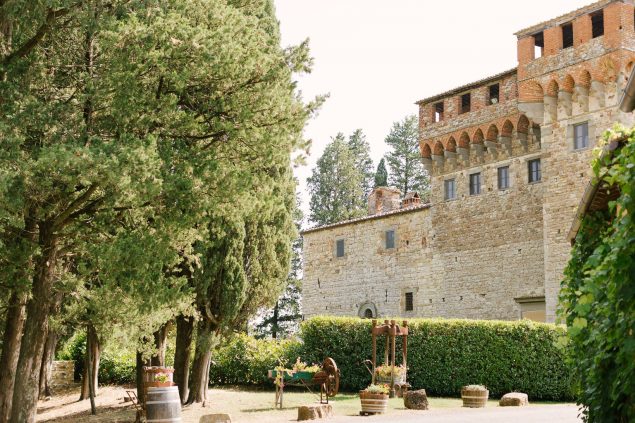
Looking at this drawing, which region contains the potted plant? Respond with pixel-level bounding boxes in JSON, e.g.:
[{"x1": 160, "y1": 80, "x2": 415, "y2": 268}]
[
  {"x1": 461, "y1": 384, "x2": 489, "y2": 408},
  {"x1": 360, "y1": 384, "x2": 390, "y2": 415},
  {"x1": 152, "y1": 373, "x2": 173, "y2": 387},
  {"x1": 374, "y1": 364, "x2": 407, "y2": 384}
]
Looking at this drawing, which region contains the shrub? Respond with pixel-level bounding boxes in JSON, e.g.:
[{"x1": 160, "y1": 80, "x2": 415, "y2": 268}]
[
  {"x1": 560, "y1": 126, "x2": 635, "y2": 422},
  {"x1": 299, "y1": 316, "x2": 573, "y2": 400},
  {"x1": 209, "y1": 333, "x2": 301, "y2": 386}
]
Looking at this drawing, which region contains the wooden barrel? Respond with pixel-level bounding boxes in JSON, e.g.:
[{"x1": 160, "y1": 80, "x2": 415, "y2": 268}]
[
  {"x1": 146, "y1": 386, "x2": 182, "y2": 422},
  {"x1": 359, "y1": 392, "x2": 388, "y2": 414},
  {"x1": 461, "y1": 387, "x2": 489, "y2": 408}
]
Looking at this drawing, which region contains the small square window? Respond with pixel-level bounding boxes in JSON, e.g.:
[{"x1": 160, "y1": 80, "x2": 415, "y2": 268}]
[
  {"x1": 336, "y1": 239, "x2": 345, "y2": 257},
  {"x1": 469, "y1": 172, "x2": 481, "y2": 196},
  {"x1": 574, "y1": 122, "x2": 589, "y2": 150},
  {"x1": 528, "y1": 159, "x2": 541, "y2": 183},
  {"x1": 488, "y1": 84, "x2": 499, "y2": 104},
  {"x1": 498, "y1": 166, "x2": 510, "y2": 190},
  {"x1": 385, "y1": 230, "x2": 395, "y2": 249},
  {"x1": 405, "y1": 292, "x2": 413, "y2": 312},
  {"x1": 444, "y1": 179, "x2": 456, "y2": 200},
  {"x1": 434, "y1": 102, "x2": 444, "y2": 122},
  {"x1": 460, "y1": 93, "x2": 471, "y2": 114}
]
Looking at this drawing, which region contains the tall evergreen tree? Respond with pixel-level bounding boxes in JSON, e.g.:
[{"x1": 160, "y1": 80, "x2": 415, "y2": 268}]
[
  {"x1": 374, "y1": 158, "x2": 389, "y2": 187},
  {"x1": 348, "y1": 129, "x2": 374, "y2": 198},
  {"x1": 385, "y1": 115, "x2": 430, "y2": 197},
  {"x1": 254, "y1": 194, "x2": 303, "y2": 339},
  {"x1": 307, "y1": 134, "x2": 366, "y2": 226}
]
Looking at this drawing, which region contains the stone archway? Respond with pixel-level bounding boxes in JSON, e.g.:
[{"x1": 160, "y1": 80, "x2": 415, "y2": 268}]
[{"x1": 358, "y1": 302, "x2": 378, "y2": 319}]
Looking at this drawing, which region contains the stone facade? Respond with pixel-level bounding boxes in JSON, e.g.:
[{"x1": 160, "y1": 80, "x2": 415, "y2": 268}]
[
  {"x1": 302, "y1": 0, "x2": 635, "y2": 323},
  {"x1": 51, "y1": 360, "x2": 75, "y2": 387}
]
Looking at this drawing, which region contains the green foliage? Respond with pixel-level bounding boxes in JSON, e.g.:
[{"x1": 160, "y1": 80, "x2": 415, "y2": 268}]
[
  {"x1": 559, "y1": 125, "x2": 635, "y2": 422},
  {"x1": 300, "y1": 316, "x2": 573, "y2": 400},
  {"x1": 348, "y1": 129, "x2": 375, "y2": 198},
  {"x1": 384, "y1": 115, "x2": 430, "y2": 198},
  {"x1": 307, "y1": 133, "x2": 367, "y2": 226},
  {"x1": 374, "y1": 158, "x2": 388, "y2": 187},
  {"x1": 209, "y1": 333, "x2": 300, "y2": 386}
]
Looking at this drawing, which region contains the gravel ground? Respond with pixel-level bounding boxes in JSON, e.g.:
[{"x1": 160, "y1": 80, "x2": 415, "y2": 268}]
[{"x1": 36, "y1": 386, "x2": 582, "y2": 423}]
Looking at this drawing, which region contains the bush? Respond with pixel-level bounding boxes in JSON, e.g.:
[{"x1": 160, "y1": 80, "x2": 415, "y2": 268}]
[
  {"x1": 299, "y1": 316, "x2": 573, "y2": 400},
  {"x1": 209, "y1": 333, "x2": 301, "y2": 386},
  {"x1": 560, "y1": 126, "x2": 635, "y2": 422},
  {"x1": 56, "y1": 332, "x2": 135, "y2": 384}
]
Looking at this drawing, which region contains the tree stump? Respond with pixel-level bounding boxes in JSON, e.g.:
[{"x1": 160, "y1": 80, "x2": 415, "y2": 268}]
[
  {"x1": 499, "y1": 392, "x2": 529, "y2": 406},
  {"x1": 199, "y1": 414, "x2": 232, "y2": 423},
  {"x1": 403, "y1": 389, "x2": 429, "y2": 410},
  {"x1": 297, "y1": 404, "x2": 333, "y2": 420}
]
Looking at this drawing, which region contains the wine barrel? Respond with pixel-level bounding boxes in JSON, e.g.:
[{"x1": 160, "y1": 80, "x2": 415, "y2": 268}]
[{"x1": 146, "y1": 386, "x2": 182, "y2": 422}]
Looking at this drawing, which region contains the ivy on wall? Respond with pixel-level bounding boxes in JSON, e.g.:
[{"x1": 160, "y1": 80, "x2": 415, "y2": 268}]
[{"x1": 559, "y1": 125, "x2": 635, "y2": 423}]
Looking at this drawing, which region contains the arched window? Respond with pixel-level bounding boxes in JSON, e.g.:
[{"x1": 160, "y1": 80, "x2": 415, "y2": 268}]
[
  {"x1": 364, "y1": 309, "x2": 373, "y2": 319},
  {"x1": 358, "y1": 302, "x2": 377, "y2": 319}
]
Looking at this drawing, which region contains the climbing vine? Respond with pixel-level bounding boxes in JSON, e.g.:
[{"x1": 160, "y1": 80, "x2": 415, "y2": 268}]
[{"x1": 559, "y1": 125, "x2": 635, "y2": 423}]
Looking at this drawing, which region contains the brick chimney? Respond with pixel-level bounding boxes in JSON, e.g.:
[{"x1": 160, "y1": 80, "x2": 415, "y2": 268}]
[
  {"x1": 402, "y1": 192, "x2": 421, "y2": 208},
  {"x1": 368, "y1": 187, "x2": 402, "y2": 216}
]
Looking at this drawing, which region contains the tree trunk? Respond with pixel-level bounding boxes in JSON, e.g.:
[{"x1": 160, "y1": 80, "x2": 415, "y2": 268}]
[
  {"x1": 136, "y1": 352, "x2": 151, "y2": 405},
  {"x1": 151, "y1": 322, "x2": 171, "y2": 367},
  {"x1": 173, "y1": 315, "x2": 194, "y2": 403},
  {"x1": 186, "y1": 319, "x2": 218, "y2": 405},
  {"x1": 9, "y1": 228, "x2": 58, "y2": 423},
  {"x1": 39, "y1": 292, "x2": 63, "y2": 399},
  {"x1": 0, "y1": 291, "x2": 27, "y2": 422},
  {"x1": 272, "y1": 301, "x2": 279, "y2": 339},
  {"x1": 79, "y1": 325, "x2": 100, "y2": 400},
  {"x1": 38, "y1": 330, "x2": 60, "y2": 399}
]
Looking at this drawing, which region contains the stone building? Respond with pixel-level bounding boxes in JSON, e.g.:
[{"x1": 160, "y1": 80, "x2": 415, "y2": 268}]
[{"x1": 302, "y1": 0, "x2": 635, "y2": 323}]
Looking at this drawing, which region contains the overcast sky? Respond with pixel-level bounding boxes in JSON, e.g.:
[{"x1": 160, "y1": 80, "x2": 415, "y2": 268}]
[{"x1": 274, "y1": 0, "x2": 585, "y2": 224}]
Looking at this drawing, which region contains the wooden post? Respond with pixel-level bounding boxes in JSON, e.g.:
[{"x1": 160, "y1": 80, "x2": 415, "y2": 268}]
[
  {"x1": 384, "y1": 320, "x2": 389, "y2": 367},
  {"x1": 371, "y1": 320, "x2": 377, "y2": 384},
  {"x1": 390, "y1": 320, "x2": 396, "y2": 398},
  {"x1": 402, "y1": 320, "x2": 408, "y2": 369}
]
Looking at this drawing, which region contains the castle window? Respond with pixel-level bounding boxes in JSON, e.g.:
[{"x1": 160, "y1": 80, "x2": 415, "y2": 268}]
[
  {"x1": 498, "y1": 166, "x2": 510, "y2": 190},
  {"x1": 405, "y1": 292, "x2": 414, "y2": 312},
  {"x1": 336, "y1": 239, "x2": 345, "y2": 257},
  {"x1": 385, "y1": 229, "x2": 395, "y2": 249},
  {"x1": 574, "y1": 122, "x2": 589, "y2": 150},
  {"x1": 469, "y1": 172, "x2": 481, "y2": 195},
  {"x1": 533, "y1": 31, "x2": 544, "y2": 58},
  {"x1": 460, "y1": 93, "x2": 471, "y2": 114},
  {"x1": 591, "y1": 10, "x2": 604, "y2": 38},
  {"x1": 444, "y1": 178, "x2": 456, "y2": 200},
  {"x1": 528, "y1": 159, "x2": 541, "y2": 183},
  {"x1": 434, "y1": 102, "x2": 444, "y2": 122},
  {"x1": 562, "y1": 23, "x2": 573, "y2": 48},
  {"x1": 488, "y1": 84, "x2": 499, "y2": 104},
  {"x1": 364, "y1": 308, "x2": 374, "y2": 319}
]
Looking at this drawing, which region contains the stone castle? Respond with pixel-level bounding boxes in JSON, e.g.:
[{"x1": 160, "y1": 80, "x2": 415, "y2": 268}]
[{"x1": 302, "y1": 0, "x2": 635, "y2": 323}]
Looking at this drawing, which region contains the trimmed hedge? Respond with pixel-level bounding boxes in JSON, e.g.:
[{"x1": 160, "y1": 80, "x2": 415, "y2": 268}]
[{"x1": 299, "y1": 316, "x2": 573, "y2": 400}]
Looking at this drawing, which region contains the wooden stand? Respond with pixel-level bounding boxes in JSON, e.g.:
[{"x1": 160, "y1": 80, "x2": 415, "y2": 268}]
[{"x1": 370, "y1": 320, "x2": 409, "y2": 398}]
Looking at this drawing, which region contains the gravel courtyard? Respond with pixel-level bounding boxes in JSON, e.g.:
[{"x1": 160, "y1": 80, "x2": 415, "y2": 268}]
[{"x1": 36, "y1": 386, "x2": 581, "y2": 423}]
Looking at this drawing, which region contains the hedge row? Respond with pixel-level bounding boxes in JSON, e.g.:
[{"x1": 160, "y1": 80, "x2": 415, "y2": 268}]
[
  {"x1": 298, "y1": 317, "x2": 573, "y2": 400},
  {"x1": 208, "y1": 317, "x2": 573, "y2": 401}
]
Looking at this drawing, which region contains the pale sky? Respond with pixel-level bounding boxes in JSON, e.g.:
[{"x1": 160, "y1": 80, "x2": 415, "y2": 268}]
[{"x1": 274, "y1": 0, "x2": 585, "y2": 225}]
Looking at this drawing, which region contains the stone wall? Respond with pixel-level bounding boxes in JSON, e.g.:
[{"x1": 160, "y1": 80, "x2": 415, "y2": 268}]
[
  {"x1": 302, "y1": 206, "x2": 432, "y2": 318},
  {"x1": 51, "y1": 360, "x2": 75, "y2": 387}
]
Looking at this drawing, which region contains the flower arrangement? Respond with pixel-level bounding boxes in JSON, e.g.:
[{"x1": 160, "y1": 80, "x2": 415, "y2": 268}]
[
  {"x1": 292, "y1": 358, "x2": 321, "y2": 373},
  {"x1": 463, "y1": 384, "x2": 487, "y2": 391},
  {"x1": 155, "y1": 373, "x2": 169, "y2": 383},
  {"x1": 362, "y1": 384, "x2": 390, "y2": 395},
  {"x1": 375, "y1": 364, "x2": 408, "y2": 380}
]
